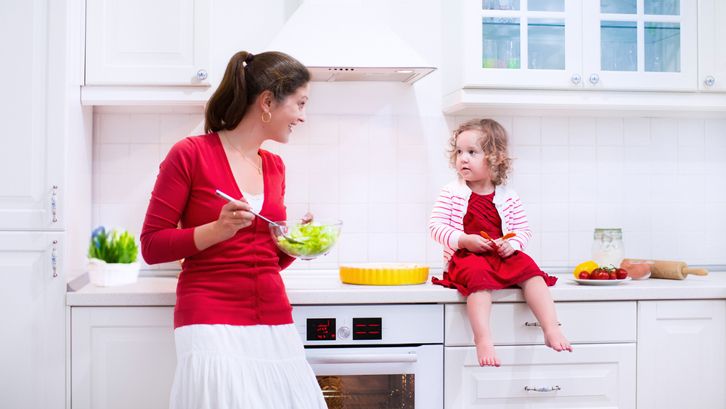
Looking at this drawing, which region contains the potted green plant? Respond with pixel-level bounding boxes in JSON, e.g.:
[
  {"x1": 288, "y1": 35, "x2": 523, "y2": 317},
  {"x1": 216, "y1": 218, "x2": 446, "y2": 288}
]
[{"x1": 87, "y1": 226, "x2": 140, "y2": 286}]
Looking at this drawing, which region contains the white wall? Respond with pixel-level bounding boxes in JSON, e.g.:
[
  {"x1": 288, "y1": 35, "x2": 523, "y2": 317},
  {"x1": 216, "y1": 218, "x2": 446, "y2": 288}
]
[
  {"x1": 90, "y1": 0, "x2": 726, "y2": 272},
  {"x1": 92, "y1": 109, "x2": 726, "y2": 272}
]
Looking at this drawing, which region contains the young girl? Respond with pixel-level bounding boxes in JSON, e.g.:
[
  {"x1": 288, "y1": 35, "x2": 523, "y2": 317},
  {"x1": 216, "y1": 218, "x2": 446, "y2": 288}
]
[{"x1": 429, "y1": 118, "x2": 572, "y2": 367}]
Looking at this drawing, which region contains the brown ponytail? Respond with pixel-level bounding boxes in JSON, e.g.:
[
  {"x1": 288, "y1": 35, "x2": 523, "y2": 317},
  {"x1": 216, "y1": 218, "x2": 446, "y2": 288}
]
[{"x1": 204, "y1": 51, "x2": 310, "y2": 133}]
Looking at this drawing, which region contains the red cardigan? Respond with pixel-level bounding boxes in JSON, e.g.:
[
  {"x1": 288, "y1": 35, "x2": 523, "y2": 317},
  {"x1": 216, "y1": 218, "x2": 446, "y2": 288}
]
[{"x1": 141, "y1": 133, "x2": 296, "y2": 329}]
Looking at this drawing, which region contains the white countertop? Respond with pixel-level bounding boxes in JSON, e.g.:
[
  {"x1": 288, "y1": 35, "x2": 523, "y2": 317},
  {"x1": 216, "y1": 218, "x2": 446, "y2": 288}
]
[{"x1": 66, "y1": 270, "x2": 726, "y2": 306}]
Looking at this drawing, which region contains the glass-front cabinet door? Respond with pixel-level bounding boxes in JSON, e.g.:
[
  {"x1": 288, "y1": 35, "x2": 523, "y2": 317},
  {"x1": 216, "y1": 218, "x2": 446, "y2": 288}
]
[
  {"x1": 698, "y1": 0, "x2": 726, "y2": 91},
  {"x1": 445, "y1": 0, "x2": 698, "y2": 93},
  {"x1": 581, "y1": 0, "x2": 697, "y2": 90},
  {"x1": 457, "y1": 0, "x2": 583, "y2": 88}
]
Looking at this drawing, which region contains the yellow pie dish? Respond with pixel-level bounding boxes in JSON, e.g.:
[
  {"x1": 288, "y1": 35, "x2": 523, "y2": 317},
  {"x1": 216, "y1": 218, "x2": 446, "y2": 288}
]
[{"x1": 339, "y1": 263, "x2": 429, "y2": 285}]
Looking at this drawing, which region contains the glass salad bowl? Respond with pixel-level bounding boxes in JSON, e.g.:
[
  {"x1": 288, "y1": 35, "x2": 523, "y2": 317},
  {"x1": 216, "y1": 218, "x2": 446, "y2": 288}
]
[{"x1": 269, "y1": 220, "x2": 342, "y2": 260}]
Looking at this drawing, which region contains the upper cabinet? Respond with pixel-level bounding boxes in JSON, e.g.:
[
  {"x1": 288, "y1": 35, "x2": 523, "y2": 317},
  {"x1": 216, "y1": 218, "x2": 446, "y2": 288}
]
[
  {"x1": 582, "y1": 0, "x2": 696, "y2": 91},
  {"x1": 441, "y1": 0, "x2": 726, "y2": 114},
  {"x1": 445, "y1": 0, "x2": 696, "y2": 92},
  {"x1": 0, "y1": 0, "x2": 64, "y2": 230},
  {"x1": 445, "y1": 0, "x2": 583, "y2": 90},
  {"x1": 698, "y1": 0, "x2": 726, "y2": 91},
  {"x1": 83, "y1": 0, "x2": 211, "y2": 104},
  {"x1": 86, "y1": 0, "x2": 210, "y2": 86},
  {"x1": 462, "y1": 0, "x2": 584, "y2": 89}
]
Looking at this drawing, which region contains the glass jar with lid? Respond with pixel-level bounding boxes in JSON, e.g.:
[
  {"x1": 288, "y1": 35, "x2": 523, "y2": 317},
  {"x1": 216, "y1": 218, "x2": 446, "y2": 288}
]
[{"x1": 591, "y1": 228, "x2": 624, "y2": 268}]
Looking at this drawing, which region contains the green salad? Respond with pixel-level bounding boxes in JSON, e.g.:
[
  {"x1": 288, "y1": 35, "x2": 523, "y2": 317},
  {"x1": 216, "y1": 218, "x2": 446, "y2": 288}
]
[{"x1": 276, "y1": 223, "x2": 339, "y2": 258}]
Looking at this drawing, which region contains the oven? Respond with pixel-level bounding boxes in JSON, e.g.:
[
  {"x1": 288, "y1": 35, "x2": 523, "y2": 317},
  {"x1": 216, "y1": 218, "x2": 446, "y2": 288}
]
[{"x1": 293, "y1": 304, "x2": 444, "y2": 409}]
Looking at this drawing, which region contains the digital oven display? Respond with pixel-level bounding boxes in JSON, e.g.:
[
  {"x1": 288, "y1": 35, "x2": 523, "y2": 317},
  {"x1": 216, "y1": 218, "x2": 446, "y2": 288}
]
[
  {"x1": 353, "y1": 317, "x2": 382, "y2": 340},
  {"x1": 307, "y1": 318, "x2": 336, "y2": 341}
]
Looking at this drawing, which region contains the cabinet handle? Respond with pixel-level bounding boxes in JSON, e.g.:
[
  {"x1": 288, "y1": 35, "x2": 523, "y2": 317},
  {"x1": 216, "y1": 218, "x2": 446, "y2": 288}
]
[
  {"x1": 51, "y1": 240, "x2": 58, "y2": 278},
  {"x1": 524, "y1": 321, "x2": 561, "y2": 327},
  {"x1": 704, "y1": 75, "x2": 716, "y2": 88},
  {"x1": 524, "y1": 385, "x2": 561, "y2": 392},
  {"x1": 196, "y1": 69, "x2": 208, "y2": 81},
  {"x1": 570, "y1": 73, "x2": 581, "y2": 85},
  {"x1": 51, "y1": 185, "x2": 58, "y2": 223},
  {"x1": 588, "y1": 73, "x2": 600, "y2": 85}
]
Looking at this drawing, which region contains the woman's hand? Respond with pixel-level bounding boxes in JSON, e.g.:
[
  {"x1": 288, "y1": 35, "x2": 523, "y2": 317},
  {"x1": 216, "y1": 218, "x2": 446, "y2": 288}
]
[
  {"x1": 301, "y1": 212, "x2": 314, "y2": 224},
  {"x1": 193, "y1": 199, "x2": 255, "y2": 251},
  {"x1": 494, "y1": 238, "x2": 515, "y2": 258},
  {"x1": 215, "y1": 200, "x2": 254, "y2": 241},
  {"x1": 458, "y1": 234, "x2": 496, "y2": 253}
]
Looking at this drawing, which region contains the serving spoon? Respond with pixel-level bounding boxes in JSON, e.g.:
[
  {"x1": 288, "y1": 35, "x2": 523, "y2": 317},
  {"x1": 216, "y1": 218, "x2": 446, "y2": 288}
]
[{"x1": 214, "y1": 189, "x2": 306, "y2": 244}]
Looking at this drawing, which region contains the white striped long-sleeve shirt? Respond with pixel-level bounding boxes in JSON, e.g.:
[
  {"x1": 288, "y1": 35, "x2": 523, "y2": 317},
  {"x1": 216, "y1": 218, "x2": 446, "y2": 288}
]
[{"x1": 428, "y1": 179, "x2": 533, "y2": 264}]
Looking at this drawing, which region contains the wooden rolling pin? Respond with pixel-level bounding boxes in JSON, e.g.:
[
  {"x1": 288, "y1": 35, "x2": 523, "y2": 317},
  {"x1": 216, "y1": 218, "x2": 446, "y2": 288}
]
[{"x1": 622, "y1": 259, "x2": 709, "y2": 280}]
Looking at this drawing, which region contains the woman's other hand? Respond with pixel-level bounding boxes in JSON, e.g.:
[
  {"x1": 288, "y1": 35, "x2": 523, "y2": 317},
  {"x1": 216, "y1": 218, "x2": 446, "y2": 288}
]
[
  {"x1": 301, "y1": 212, "x2": 314, "y2": 224},
  {"x1": 459, "y1": 234, "x2": 496, "y2": 253}
]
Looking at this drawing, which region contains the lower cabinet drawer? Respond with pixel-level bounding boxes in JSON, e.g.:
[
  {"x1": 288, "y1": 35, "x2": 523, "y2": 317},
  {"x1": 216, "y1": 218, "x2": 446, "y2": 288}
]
[
  {"x1": 444, "y1": 344, "x2": 636, "y2": 409},
  {"x1": 445, "y1": 301, "x2": 636, "y2": 346}
]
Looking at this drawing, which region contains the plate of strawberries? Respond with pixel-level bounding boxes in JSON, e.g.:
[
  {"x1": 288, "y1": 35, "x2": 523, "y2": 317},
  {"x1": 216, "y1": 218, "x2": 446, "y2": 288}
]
[{"x1": 572, "y1": 266, "x2": 629, "y2": 285}]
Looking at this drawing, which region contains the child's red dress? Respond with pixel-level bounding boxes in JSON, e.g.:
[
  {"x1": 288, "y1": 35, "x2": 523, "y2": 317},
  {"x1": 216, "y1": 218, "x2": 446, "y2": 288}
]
[{"x1": 432, "y1": 191, "x2": 557, "y2": 296}]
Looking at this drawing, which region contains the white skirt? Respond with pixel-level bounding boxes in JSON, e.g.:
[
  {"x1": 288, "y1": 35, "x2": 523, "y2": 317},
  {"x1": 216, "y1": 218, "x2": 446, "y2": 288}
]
[{"x1": 170, "y1": 324, "x2": 327, "y2": 409}]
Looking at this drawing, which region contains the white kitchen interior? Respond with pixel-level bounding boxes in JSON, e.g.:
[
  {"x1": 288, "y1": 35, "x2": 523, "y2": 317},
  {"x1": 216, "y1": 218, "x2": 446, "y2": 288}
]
[{"x1": 2, "y1": 0, "x2": 726, "y2": 408}]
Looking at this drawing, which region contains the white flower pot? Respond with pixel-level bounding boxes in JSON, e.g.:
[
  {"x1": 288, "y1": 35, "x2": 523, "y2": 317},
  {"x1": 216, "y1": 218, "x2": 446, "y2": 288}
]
[{"x1": 87, "y1": 258, "x2": 140, "y2": 286}]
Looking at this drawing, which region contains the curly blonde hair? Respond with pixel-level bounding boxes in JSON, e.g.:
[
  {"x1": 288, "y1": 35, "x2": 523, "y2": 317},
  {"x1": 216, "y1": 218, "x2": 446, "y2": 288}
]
[{"x1": 448, "y1": 118, "x2": 512, "y2": 185}]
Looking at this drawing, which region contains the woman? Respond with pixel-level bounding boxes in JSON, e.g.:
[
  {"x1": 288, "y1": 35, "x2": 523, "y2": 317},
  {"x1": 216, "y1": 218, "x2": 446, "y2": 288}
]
[{"x1": 140, "y1": 51, "x2": 327, "y2": 409}]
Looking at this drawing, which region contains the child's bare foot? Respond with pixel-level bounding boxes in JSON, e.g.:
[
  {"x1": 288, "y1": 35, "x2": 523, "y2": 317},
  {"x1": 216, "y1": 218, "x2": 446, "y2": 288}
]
[
  {"x1": 543, "y1": 327, "x2": 572, "y2": 352},
  {"x1": 475, "y1": 340, "x2": 501, "y2": 367}
]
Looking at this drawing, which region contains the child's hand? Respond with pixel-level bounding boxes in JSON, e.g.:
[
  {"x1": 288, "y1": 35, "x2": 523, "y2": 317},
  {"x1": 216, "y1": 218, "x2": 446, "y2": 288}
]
[
  {"x1": 494, "y1": 238, "x2": 515, "y2": 258},
  {"x1": 459, "y1": 234, "x2": 497, "y2": 253}
]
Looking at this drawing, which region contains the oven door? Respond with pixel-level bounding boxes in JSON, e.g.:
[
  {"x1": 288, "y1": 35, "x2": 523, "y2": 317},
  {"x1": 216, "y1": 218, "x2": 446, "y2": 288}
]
[{"x1": 305, "y1": 344, "x2": 442, "y2": 408}]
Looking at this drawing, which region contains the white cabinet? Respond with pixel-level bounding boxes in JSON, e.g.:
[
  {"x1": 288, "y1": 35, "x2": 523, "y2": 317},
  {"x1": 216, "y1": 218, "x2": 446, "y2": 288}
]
[
  {"x1": 444, "y1": 0, "x2": 697, "y2": 91},
  {"x1": 0, "y1": 0, "x2": 64, "y2": 231},
  {"x1": 0, "y1": 232, "x2": 64, "y2": 409},
  {"x1": 71, "y1": 307, "x2": 177, "y2": 409},
  {"x1": 698, "y1": 0, "x2": 726, "y2": 91},
  {"x1": 85, "y1": 0, "x2": 210, "y2": 86},
  {"x1": 0, "y1": 126, "x2": 64, "y2": 229},
  {"x1": 637, "y1": 300, "x2": 726, "y2": 409},
  {"x1": 444, "y1": 302, "x2": 637, "y2": 409},
  {"x1": 581, "y1": 0, "x2": 697, "y2": 91},
  {"x1": 443, "y1": 0, "x2": 584, "y2": 91},
  {"x1": 446, "y1": 301, "x2": 636, "y2": 345},
  {"x1": 445, "y1": 344, "x2": 636, "y2": 409},
  {"x1": 0, "y1": 0, "x2": 69, "y2": 408}
]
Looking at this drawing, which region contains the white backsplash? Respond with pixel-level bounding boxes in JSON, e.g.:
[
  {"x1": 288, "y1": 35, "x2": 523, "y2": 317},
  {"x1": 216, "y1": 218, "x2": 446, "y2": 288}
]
[{"x1": 92, "y1": 108, "x2": 726, "y2": 272}]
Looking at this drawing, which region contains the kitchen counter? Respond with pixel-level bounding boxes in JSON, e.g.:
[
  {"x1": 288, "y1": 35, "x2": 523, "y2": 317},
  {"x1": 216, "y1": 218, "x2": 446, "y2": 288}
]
[{"x1": 66, "y1": 270, "x2": 726, "y2": 306}]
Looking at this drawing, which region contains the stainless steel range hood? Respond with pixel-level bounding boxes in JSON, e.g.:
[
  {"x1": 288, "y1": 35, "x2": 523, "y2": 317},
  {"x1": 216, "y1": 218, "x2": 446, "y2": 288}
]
[{"x1": 267, "y1": 0, "x2": 436, "y2": 84}]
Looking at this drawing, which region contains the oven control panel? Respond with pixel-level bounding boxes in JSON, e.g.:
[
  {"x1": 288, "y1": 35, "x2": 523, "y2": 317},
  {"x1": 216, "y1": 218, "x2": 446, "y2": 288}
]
[
  {"x1": 293, "y1": 304, "x2": 443, "y2": 346},
  {"x1": 306, "y1": 318, "x2": 337, "y2": 340},
  {"x1": 351, "y1": 317, "x2": 382, "y2": 340},
  {"x1": 306, "y1": 317, "x2": 383, "y2": 341}
]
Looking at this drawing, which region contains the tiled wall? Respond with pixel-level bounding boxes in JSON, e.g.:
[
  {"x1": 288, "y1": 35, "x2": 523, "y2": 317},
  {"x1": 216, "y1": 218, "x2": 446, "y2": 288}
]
[{"x1": 93, "y1": 108, "x2": 726, "y2": 272}]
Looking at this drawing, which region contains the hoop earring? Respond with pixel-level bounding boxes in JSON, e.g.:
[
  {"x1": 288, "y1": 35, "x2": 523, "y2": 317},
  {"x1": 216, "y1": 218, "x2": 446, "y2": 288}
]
[{"x1": 261, "y1": 111, "x2": 272, "y2": 123}]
